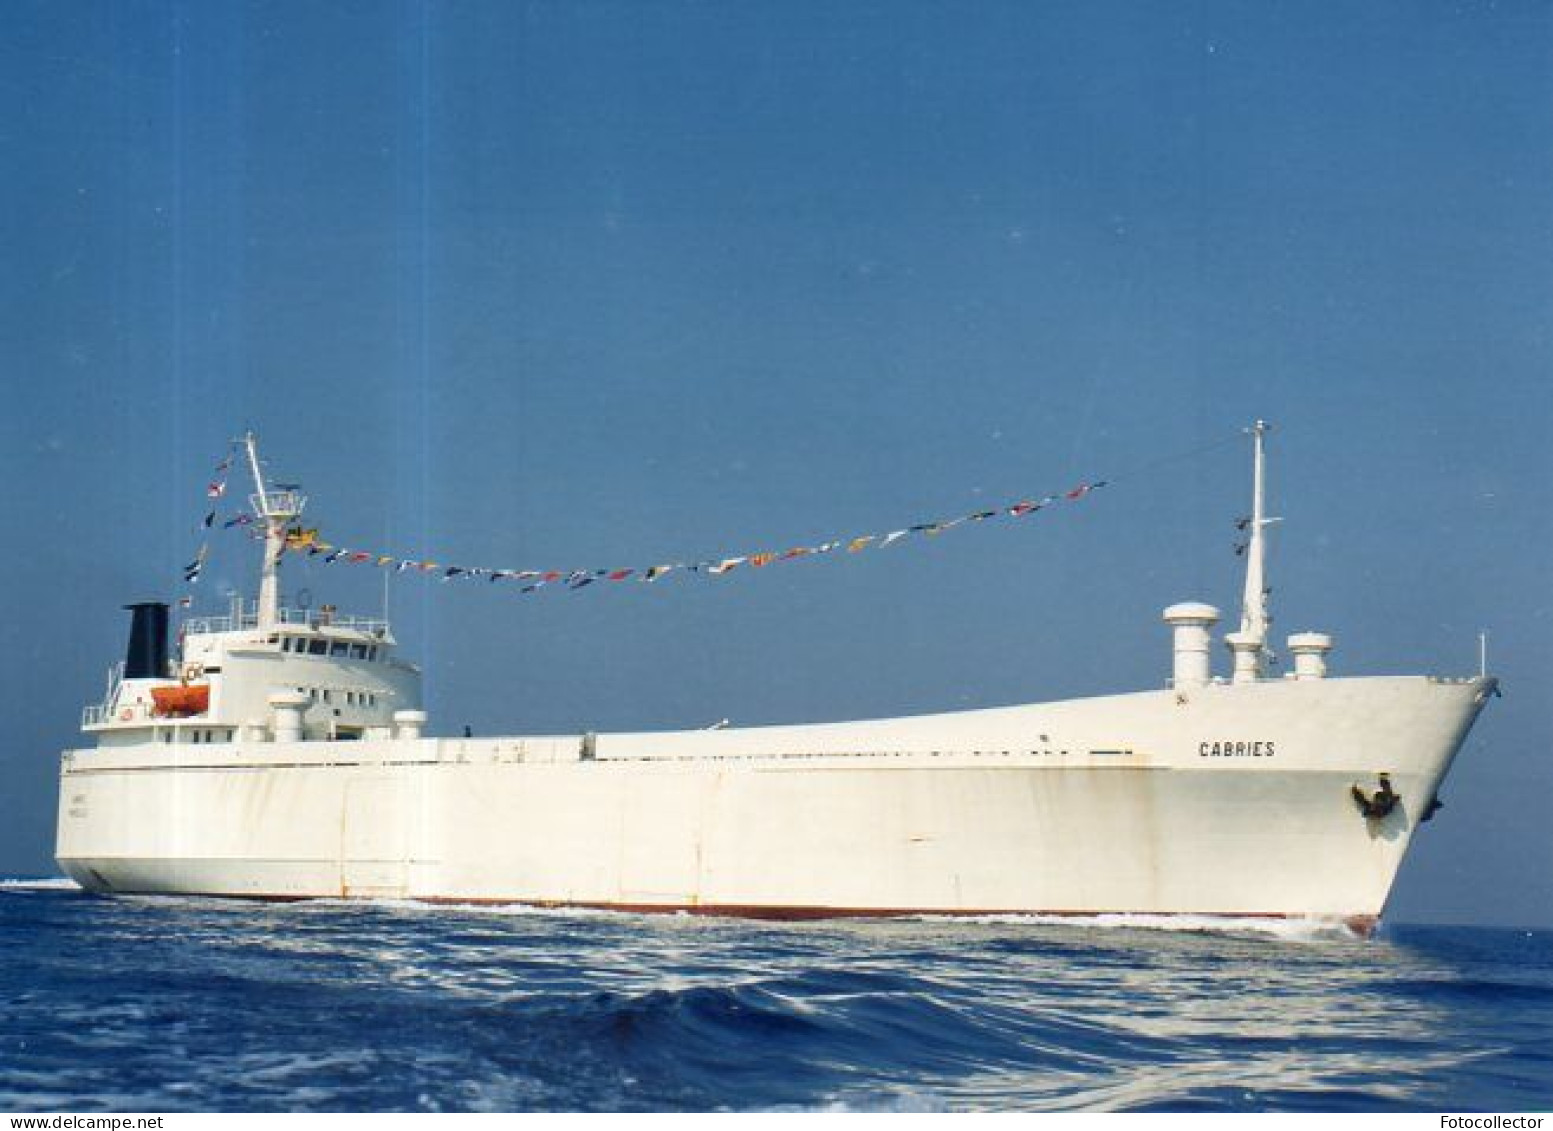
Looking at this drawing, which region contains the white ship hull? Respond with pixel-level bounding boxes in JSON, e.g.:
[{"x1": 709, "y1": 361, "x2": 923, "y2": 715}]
[{"x1": 56, "y1": 674, "x2": 1495, "y2": 933}]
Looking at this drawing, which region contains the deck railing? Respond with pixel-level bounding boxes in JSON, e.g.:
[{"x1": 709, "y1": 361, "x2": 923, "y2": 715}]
[{"x1": 183, "y1": 605, "x2": 389, "y2": 636}]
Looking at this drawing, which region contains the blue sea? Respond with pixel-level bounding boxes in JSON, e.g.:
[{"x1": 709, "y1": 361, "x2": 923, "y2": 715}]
[{"x1": 2, "y1": 880, "x2": 1550, "y2": 1113}]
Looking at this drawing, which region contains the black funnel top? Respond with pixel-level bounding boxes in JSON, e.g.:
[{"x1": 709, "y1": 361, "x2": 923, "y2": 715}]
[{"x1": 123, "y1": 602, "x2": 170, "y2": 680}]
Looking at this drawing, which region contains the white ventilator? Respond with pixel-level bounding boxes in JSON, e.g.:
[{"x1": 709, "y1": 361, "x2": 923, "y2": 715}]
[{"x1": 1163, "y1": 603, "x2": 1221, "y2": 688}]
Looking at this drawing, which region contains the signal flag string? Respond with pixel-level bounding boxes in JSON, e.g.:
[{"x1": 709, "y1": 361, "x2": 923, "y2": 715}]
[
  {"x1": 187, "y1": 428, "x2": 1246, "y2": 602},
  {"x1": 178, "y1": 443, "x2": 241, "y2": 606},
  {"x1": 235, "y1": 479, "x2": 1108, "y2": 597}
]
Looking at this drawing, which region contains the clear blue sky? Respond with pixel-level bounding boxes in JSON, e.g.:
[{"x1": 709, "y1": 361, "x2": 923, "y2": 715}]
[{"x1": 4, "y1": 0, "x2": 1550, "y2": 926}]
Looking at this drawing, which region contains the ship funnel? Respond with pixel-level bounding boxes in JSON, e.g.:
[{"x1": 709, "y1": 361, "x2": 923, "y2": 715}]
[
  {"x1": 123, "y1": 602, "x2": 170, "y2": 680},
  {"x1": 1287, "y1": 632, "x2": 1333, "y2": 680},
  {"x1": 1163, "y1": 602, "x2": 1220, "y2": 687}
]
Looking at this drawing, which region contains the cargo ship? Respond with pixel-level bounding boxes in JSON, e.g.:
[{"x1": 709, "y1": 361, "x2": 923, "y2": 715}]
[{"x1": 55, "y1": 425, "x2": 1495, "y2": 934}]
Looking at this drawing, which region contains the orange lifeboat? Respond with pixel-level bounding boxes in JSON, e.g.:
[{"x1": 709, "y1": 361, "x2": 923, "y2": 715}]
[{"x1": 151, "y1": 683, "x2": 210, "y2": 718}]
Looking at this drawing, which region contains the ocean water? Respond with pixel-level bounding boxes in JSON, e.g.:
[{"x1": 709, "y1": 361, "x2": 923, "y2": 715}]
[{"x1": 1, "y1": 880, "x2": 1549, "y2": 1113}]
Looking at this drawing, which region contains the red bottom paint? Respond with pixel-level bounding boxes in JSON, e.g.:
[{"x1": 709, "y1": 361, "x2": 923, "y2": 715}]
[{"x1": 89, "y1": 886, "x2": 1382, "y2": 938}]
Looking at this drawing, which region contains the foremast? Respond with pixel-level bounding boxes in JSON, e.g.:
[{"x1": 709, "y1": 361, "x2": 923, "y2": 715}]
[
  {"x1": 243, "y1": 432, "x2": 306, "y2": 634},
  {"x1": 1227, "y1": 420, "x2": 1278, "y2": 682}
]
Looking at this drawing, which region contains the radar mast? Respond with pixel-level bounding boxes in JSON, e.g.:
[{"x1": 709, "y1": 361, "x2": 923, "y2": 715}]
[{"x1": 243, "y1": 432, "x2": 305, "y2": 634}]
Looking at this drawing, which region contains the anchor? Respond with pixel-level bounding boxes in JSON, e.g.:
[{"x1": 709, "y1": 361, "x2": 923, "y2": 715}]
[{"x1": 1351, "y1": 773, "x2": 1400, "y2": 820}]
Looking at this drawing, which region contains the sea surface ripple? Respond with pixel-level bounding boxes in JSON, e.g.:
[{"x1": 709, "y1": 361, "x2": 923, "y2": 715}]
[{"x1": 2, "y1": 880, "x2": 1549, "y2": 1112}]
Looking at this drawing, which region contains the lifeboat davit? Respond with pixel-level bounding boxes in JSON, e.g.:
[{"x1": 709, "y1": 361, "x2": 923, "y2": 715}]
[{"x1": 151, "y1": 684, "x2": 209, "y2": 717}]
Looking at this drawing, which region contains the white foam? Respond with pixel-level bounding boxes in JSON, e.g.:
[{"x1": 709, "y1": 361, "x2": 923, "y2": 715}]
[
  {"x1": 799, "y1": 1092, "x2": 948, "y2": 1114},
  {"x1": 0, "y1": 879, "x2": 1361, "y2": 941},
  {"x1": 280, "y1": 899, "x2": 1360, "y2": 939},
  {"x1": 0, "y1": 877, "x2": 82, "y2": 892},
  {"x1": 912, "y1": 911, "x2": 1361, "y2": 941},
  {"x1": 277, "y1": 895, "x2": 625, "y2": 921}
]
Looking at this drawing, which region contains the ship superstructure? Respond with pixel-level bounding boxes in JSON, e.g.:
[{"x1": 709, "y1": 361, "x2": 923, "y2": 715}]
[
  {"x1": 81, "y1": 437, "x2": 423, "y2": 750},
  {"x1": 56, "y1": 427, "x2": 1496, "y2": 933}
]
